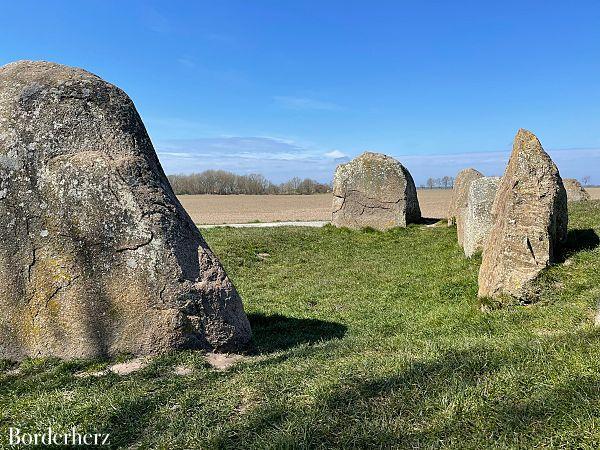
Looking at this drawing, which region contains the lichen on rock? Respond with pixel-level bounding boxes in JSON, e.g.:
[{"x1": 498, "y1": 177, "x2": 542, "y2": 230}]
[{"x1": 0, "y1": 60, "x2": 251, "y2": 360}]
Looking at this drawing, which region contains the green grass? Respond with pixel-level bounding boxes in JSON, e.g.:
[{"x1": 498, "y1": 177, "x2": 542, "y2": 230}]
[{"x1": 2, "y1": 202, "x2": 600, "y2": 448}]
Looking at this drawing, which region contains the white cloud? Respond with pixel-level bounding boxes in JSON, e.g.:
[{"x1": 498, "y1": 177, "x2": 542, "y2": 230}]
[
  {"x1": 154, "y1": 136, "x2": 600, "y2": 186},
  {"x1": 324, "y1": 150, "x2": 348, "y2": 159},
  {"x1": 156, "y1": 136, "x2": 341, "y2": 182}
]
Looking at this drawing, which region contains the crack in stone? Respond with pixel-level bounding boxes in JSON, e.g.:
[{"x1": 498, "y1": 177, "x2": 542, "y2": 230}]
[
  {"x1": 27, "y1": 248, "x2": 36, "y2": 282},
  {"x1": 45, "y1": 274, "x2": 81, "y2": 308},
  {"x1": 526, "y1": 236, "x2": 538, "y2": 265},
  {"x1": 115, "y1": 231, "x2": 154, "y2": 252}
]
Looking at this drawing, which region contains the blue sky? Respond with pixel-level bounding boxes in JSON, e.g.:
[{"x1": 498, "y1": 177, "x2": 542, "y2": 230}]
[{"x1": 2, "y1": 1, "x2": 600, "y2": 184}]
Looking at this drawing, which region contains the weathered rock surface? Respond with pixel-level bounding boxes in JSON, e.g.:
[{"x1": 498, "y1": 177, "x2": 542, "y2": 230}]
[
  {"x1": 478, "y1": 129, "x2": 568, "y2": 299},
  {"x1": 447, "y1": 168, "x2": 483, "y2": 247},
  {"x1": 331, "y1": 152, "x2": 421, "y2": 230},
  {"x1": 0, "y1": 60, "x2": 251, "y2": 360},
  {"x1": 463, "y1": 177, "x2": 500, "y2": 257},
  {"x1": 563, "y1": 178, "x2": 590, "y2": 202}
]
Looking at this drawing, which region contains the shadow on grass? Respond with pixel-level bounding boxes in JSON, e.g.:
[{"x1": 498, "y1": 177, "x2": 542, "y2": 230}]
[
  {"x1": 222, "y1": 331, "x2": 600, "y2": 448},
  {"x1": 18, "y1": 331, "x2": 595, "y2": 448},
  {"x1": 248, "y1": 313, "x2": 347, "y2": 354},
  {"x1": 558, "y1": 228, "x2": 600, "y2": 261},
  {"x1": 419, "y1": 217, "x2": 441, "y2": 225}
]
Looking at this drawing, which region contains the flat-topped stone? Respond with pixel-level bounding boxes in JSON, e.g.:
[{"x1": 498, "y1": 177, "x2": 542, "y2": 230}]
[{"x1": 331, "y1": 152, "x2": 421, "y2": 230}]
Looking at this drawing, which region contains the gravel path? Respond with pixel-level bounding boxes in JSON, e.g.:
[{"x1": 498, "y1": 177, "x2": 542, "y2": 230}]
[{"x1": 198, "y1": 221, "x2": 330, "y2": 229}]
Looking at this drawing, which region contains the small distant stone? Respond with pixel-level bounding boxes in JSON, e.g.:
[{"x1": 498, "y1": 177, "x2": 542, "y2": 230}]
[
  {"x1": 174, "y1": 365, "x2": 193, "y2": 376},
  {"x1": 75, "y1": 356, "x2": 150, "y2": 378},
  {"x1": 563, "y1": 178, "x2": 591, "y2": 202},
  {"x1": 74, "y1": 369, "x2": 108, "y2": 379},
  {"x1": 5, "y1": 367, "x2": 21, "y2": 376},
  {"x1": 205, "y1": 352, "x2": 244, "y2": 371},
  {"x1": 109, "y1": 357, "x2": 149, "y2": 375}
]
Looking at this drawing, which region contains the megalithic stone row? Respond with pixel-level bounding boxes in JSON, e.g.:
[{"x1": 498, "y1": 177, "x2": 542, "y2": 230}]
[
  {"x1": 0, "y1": 61, "x2": 251, "y2": 360},
  {"x1": 447, "y1": 168, "x2": 483, "y2": 247},
  {"x1": 331, "y1": 152, "x2": 421, "y2": 230},
  {"x1": 463, "y1": 177, "x2": 500, "y2": 258},
  {"x1": 478, "y1": 129, "x2": 568, "y2": 300}
]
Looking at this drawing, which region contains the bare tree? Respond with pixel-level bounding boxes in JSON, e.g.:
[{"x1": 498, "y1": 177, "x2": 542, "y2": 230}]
[
  {"x1": 582, "y1": 175, "x2": 591, "y2": 186},
  {"x1": 167, "y1": 171, "x2": 329, "y2": 195}
]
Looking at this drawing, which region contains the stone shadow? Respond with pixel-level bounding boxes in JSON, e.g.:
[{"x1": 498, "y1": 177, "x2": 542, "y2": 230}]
[
  {"x1": 221, "y1": 330, "x2": 600, "y2": 447},
  {"x1": 418, "y1": 217, "x2": 442, "y2": 225},
  {"x1": 248, "y1": 313, "x2": 347, "y2": 354},
  {"x1": 558, "y1": 228, "x2": 600, "y2": 262}
]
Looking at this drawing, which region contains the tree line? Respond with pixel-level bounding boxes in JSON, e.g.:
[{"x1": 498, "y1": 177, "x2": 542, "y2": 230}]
[
  {"x1": 167, "y1": 170, "x2": 331, "y2": 195},
  {"x1": 421, "y1": 176, "x2": 455, "y2": 189}
]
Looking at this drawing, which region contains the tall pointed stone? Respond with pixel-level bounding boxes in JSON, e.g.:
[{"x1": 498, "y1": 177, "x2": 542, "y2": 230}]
[
  {"x1": 0, "y1": 61, "x2": 251, "y2": 360},
  {"x1": 332, "y1": 152, "x2": 421, "y2": 230},
  {"x1": 478, "y1": 129, "x2": 568, "y2": 299},
  {"x1": 447, "y1": 168, "x2": 483, "y2": 247}
]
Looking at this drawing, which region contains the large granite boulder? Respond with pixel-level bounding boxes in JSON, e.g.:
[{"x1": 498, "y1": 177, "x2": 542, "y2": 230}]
[
  {"x1": 563, "y1": 178, "x2": 591, "y2": 202},
  {"x1": 0, "y1": 61, "x2": 251, "y2": 360},
  {"x1": 463, "y1": 177, "x2": 500, "y2": 258},
  {"x1": 478, "y1": 129, "x2": 568, "y2": 300},
  {"x1": 447, "y1": 168, "x2": 483, "y2": 247},
  {"x1": 331, "y1": 152, "x2": 421, "y2": 230}
]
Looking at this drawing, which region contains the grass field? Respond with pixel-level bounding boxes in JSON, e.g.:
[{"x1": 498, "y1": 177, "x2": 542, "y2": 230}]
[{"x1": 2, "y1": 202, "x2": 600, "y2": 448}]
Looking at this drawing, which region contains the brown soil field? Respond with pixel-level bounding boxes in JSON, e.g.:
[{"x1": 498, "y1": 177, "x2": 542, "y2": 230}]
[
  {"x1": 179, "y1": 187, "x2": 600, "y2": 225},
  {"x1": 178, "y1": 193, "x2": 332, "y2": 225},
  {"x1": 178, "y1": 190, "x2": 449, "y2": 224}
]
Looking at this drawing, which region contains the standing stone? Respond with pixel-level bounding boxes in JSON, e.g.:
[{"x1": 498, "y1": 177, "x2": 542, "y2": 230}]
[
  {"x1": 463, "y1": 177, "x2": 500, "y2": 257},
  {"x1": 478, "y1": 129, "x2": 568, "y2": 299},
  {"x1": 0, "y1": 61, "x2": 251, "y2": 360},
  {"x1": 447, "y1": 168, "x2": 483, "y2": 247},
  {"x1": 332, "y1": 152, "x2": 421, "y2": 230},
  {"x1": 563, "y1": 178, "x2": 591, "y2": 202}
]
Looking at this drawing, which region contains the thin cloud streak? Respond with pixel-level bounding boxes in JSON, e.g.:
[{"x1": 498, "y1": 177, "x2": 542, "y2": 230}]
[{"x1": 139, "y1": 5, "x2": 171, "y2": 33}]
